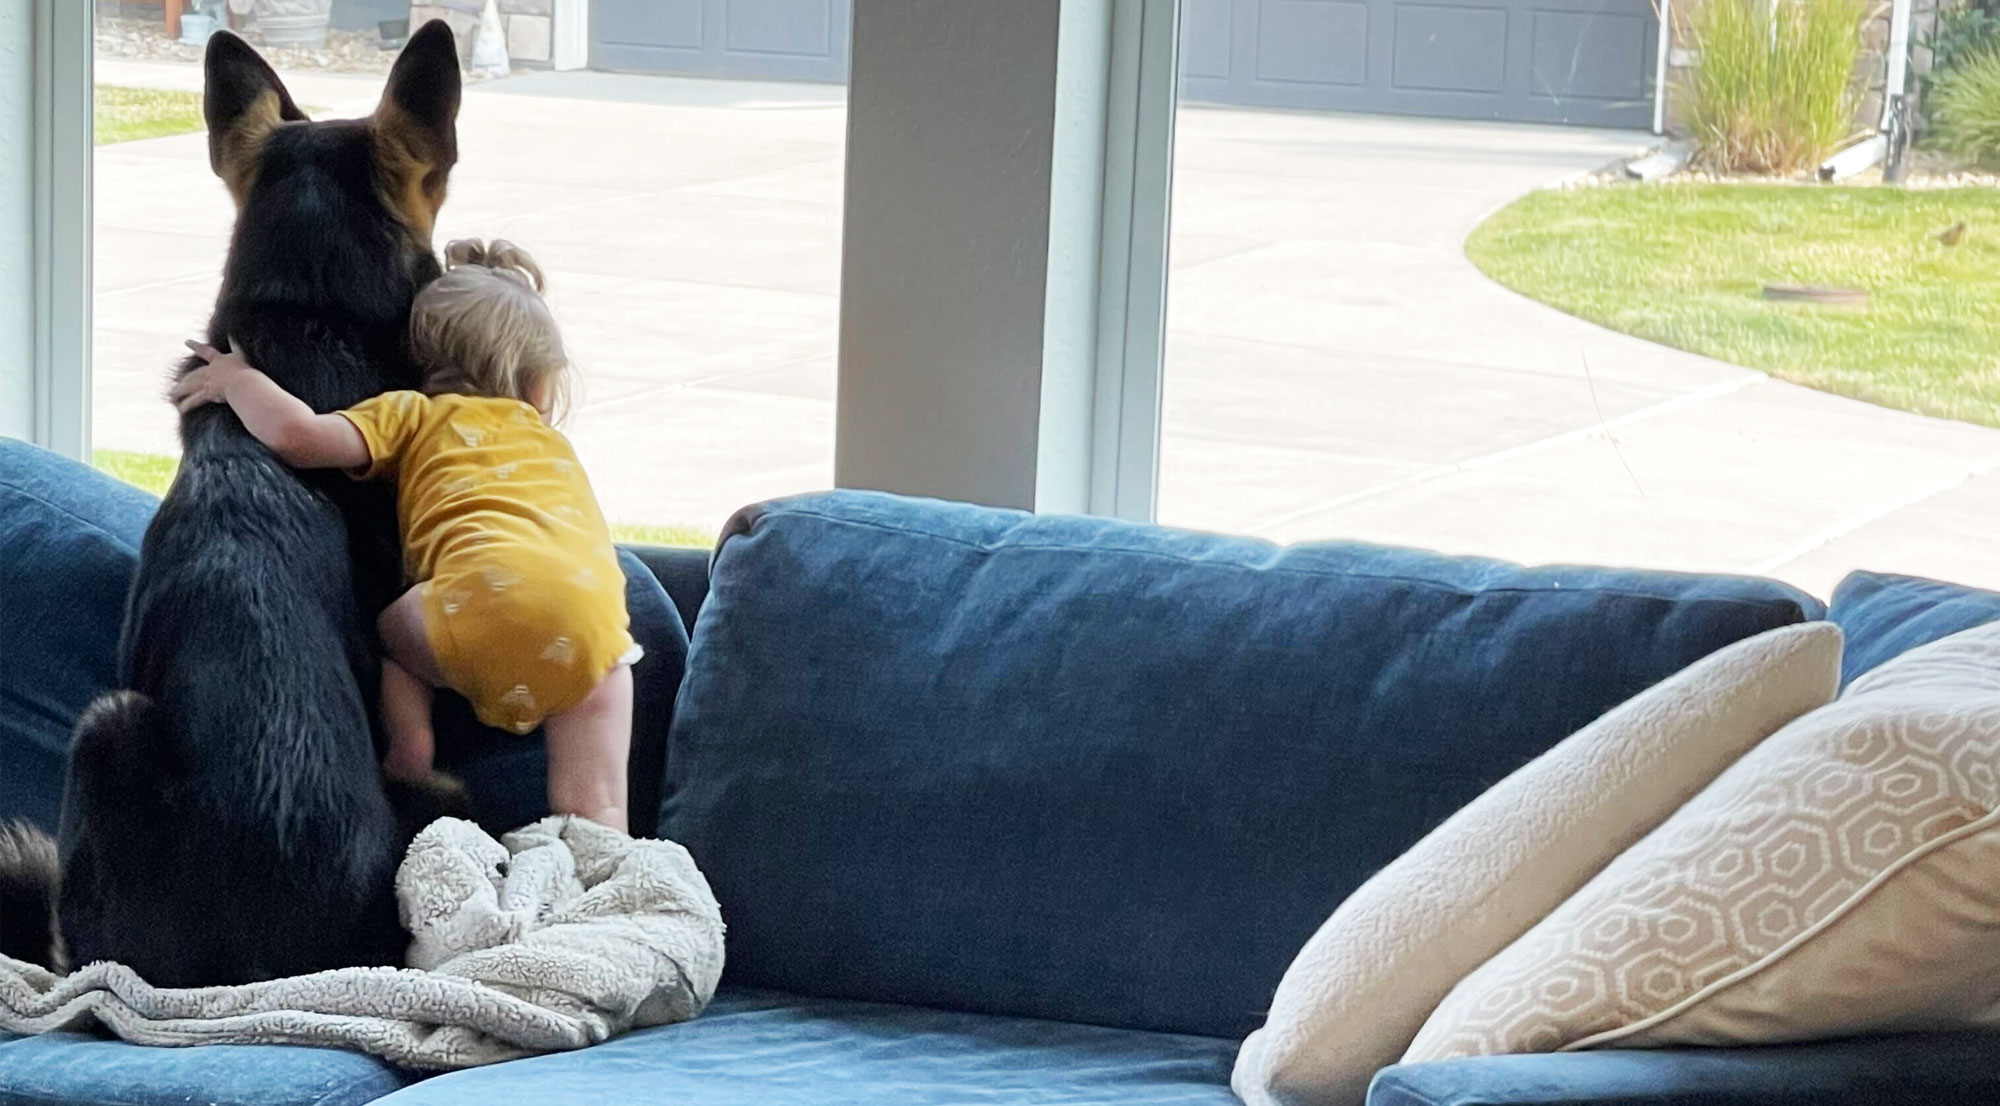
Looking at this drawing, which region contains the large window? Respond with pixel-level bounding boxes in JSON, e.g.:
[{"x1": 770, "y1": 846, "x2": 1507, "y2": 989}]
[
  {"x1": 89, "y1": 1, "x2": 846, "y2": 544},
  {"x1": 1157, "y1": 2, "x2": 2000, "y2": 597},
  {"x1": 49, "y1": 2, "x2": 2000, "y2": 599}
]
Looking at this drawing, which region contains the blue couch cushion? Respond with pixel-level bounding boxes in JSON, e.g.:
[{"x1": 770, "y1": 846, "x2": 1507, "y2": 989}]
[
  {"x1": 0, "y1": 1030, "x2": 410, "y2": 1106},
  {"x1": 375, "y1": 989, "x2": 1237, "y2": 1106},
  {"x1": 0, "y1": 439, "x2": 154, "y2": 832},
  {"x1": 660, "y1": 492, "x2": 1823, "y2": 1039},
  {"x1": 1367, "y1": 1030, "x2": 2000, "y2": 1105},
  {"x1": 0, "y1": 439, "x2": 692, "y2": 838},
  {"x1": 627, "y1": 544, "x2": 713, "y2": 634},
  {"x1": 1829, "y1": 571, "x2": 2000, "y2": 688}
]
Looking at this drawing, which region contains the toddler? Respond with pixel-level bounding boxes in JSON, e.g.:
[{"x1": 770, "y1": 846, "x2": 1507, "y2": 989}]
[{"x1": 171, "y1": 239, "x2": 638, "y2": 832}]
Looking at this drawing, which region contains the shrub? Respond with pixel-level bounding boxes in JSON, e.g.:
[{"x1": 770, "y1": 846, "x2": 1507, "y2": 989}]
[
  {"x1": 1927, "y1": 2, "x2": 2000, "y2": 89},
  {"x1": 1929, "y1": 46, "x2": 2000, "y2": 161},
  {"x1": 1676, "y1": 0, "x2": 1868, "y2": 175}
]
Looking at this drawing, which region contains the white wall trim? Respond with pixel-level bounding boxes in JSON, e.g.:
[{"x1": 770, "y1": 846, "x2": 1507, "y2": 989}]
[
  {"x1": 1652, "y1": 0, "x2": 1672, "y2": 135},
  {"x1": 32, "y1": 0, "x2": 92, "y2": 461},
  {"x1": 551, "y1": 0, "x2": 588, "y2": 71},
  {"x1": 0, "y1": 2, "x2": 32, "y2": 443},
  {"x1": 1087, "y1": 0, "x2": 1176, "y2": 520}
]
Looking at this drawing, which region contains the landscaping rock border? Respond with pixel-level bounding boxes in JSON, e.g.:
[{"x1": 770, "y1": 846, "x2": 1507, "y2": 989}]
[{"x1": 1571, "y1": 142, "x2": 2000, "y2": 190}]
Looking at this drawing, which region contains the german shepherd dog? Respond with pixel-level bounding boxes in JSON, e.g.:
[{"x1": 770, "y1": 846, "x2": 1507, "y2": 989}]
[{"x1": 0, "y1": 23, "x2": 466, "y2": 986}]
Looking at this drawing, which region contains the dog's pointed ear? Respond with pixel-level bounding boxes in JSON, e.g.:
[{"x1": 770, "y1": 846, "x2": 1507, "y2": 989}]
[
  {"x1": 204, "y1": 30, "x2": 307, "y2": 202},
  {"x1": 372, "y1": 20, "x2": 462, "y2": 242}
]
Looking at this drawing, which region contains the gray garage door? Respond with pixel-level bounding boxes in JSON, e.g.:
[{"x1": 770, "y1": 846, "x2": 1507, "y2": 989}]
[
  {"x1": 589, "y1": 0, "x2": 1654, "y2": 128},
  {"x1": 590, "y1": 0, "x2": 852, "y2": 82},
  {"x1": 1179, "y1": 0, "x2": 1657, "y2": 127}
]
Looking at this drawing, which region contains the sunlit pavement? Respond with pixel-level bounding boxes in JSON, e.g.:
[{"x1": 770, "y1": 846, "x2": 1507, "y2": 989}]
[{"x1": 92, "y1": 61, "x2": 2000, "y2": 596}]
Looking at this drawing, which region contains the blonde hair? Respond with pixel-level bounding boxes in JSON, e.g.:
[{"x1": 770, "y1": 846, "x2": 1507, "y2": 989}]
[{"x1": 411, "y1": 238, "x2": 573, "y2": 423}]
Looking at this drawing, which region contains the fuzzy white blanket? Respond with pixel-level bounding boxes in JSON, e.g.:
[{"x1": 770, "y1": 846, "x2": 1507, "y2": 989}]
[{"x1": 0, "y1": 816, "x2": 725, "y2": 1069}]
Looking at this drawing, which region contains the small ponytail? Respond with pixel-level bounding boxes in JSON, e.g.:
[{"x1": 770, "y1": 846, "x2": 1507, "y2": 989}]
[
  {"x1": 414, "y1": 236, "x2": 572, "y2": 423},
  {"x1": 442, "y1": 237, "x2": 547, "y2": 294}
]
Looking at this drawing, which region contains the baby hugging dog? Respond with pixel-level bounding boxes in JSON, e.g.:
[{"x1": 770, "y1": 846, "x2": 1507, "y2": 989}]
[{"x1": 0, "y1": 22, "x2": 635, "y2": 988}]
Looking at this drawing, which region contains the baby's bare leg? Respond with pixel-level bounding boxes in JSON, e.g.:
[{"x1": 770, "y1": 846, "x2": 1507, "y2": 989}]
[
  {"x1": 380, "y1": 657, "x2": 436, "y2": 781},
  {"x1": 378, "y1": 585, "x2": 448, "y2": 686},
  {"x1": 377, "y1": 585, "x2": 447, "y2": 780},
  {"x1": 543, "y1": 664, "x2": 633, "y2": 833}
]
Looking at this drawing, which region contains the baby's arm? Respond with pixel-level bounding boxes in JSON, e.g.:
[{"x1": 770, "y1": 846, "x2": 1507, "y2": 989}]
[{"x1": 172, "y1": 341, "x2": 370, "y2": 470}]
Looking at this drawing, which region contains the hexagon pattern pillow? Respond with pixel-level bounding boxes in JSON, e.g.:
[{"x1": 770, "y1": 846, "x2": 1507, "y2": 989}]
[{"x1": 1405, "y1": 620, "x2": 2000, "y2": 1061}]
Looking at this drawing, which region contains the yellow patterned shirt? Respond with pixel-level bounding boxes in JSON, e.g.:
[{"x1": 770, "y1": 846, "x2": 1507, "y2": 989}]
[{"x1": 338, "y1": 391, "x2": 634, "y2": 732}]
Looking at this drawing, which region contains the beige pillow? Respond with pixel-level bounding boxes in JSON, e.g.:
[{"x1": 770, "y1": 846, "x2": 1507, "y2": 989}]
[
  {"x1": 1231, "y1": 622, "x2": 1842, "y2": 1106},
  {"x1": 1405, "y1": 620, "x2": 2000, "y2": 1062}
]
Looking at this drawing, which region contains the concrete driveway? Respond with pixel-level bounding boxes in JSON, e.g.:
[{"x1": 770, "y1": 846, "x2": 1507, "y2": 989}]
[
  {"x1": 1156, "y1": 108, "x2": 2000, "y2": 595},
  {"x1": 91, "y1": 61, "x2": 2000, "y2": 596}
]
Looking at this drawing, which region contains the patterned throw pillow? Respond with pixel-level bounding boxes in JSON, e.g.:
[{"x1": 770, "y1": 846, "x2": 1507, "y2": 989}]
[
  {"x1": 1231, "y1": 623, "x2": 1842, "y2": 1106},
  {"x1": 1406, "y1": 621, "x2": 2000, "y2": 1061}
]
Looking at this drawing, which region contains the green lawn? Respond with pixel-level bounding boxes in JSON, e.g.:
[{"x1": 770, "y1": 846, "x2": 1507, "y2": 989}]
[
  {"x1": 1466, "y1": 182, "x2": 2000, "y2": 430},
  {"x1": 92, "y1": 449, "x2": 715, "y2": 548},
  {"x1": 603, "y1": 521, "x2": 718, "y2": 549},
  {"x1": 93, "y1": 448, "x2": 182, "y2": 493},
  {"x1": 95, "y1": 86, "x2": 206, "y2": 145}
]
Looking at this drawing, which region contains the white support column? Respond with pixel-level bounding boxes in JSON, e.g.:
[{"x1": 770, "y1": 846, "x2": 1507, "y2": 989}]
[
  {"x1": 551, "y1": 0, "x2": 588, "y2": 71},
  {"x1": 31, "y1": 0, "x2": 92, "y2": 460},
  {"x1": 834, "y1": 0, "x2": 1176, "y2": 517}
]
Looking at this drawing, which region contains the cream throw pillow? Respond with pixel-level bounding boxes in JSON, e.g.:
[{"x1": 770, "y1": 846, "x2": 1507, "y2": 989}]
[
  {"x1": 1406, "y1": 620, "x2": 2000, "y2": 1062},
  {"x1": 1231, "y1": 622, "x2": 1842, "y2": 1106}
]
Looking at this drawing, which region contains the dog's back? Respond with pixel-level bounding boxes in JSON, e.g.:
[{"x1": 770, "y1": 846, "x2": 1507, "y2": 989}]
[{"x1": 21, "y1": 26, "x2": 465, "y2": 986}]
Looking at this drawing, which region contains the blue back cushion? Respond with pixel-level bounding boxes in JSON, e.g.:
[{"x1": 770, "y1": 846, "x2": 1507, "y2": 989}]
[
  {"x1": 659, "y1": 492, "x2": 1824, "y2": 1039},
  {"x1": 1830, "y1": 571, "x2": 2000, "y2": 688},
  {"x1": 0, "y1": 440, "x2": 155, "y2": 831},
  {"x1": 0, "y1": 440, "x2": 690, "y2": 837}
]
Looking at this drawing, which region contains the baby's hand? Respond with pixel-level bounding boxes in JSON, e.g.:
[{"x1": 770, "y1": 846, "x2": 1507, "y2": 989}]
[{"x1": 171, "y1": 340, "x2": 249, "y2": 413}]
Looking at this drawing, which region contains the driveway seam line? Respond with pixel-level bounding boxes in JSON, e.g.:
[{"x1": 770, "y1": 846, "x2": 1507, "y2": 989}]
[
  {"x1": 1245, "y1": 375, "x2": 1764, "y2": 535},
  {"x1": 1751, "y1": 456, "x2": 2000, "y2": 575}
]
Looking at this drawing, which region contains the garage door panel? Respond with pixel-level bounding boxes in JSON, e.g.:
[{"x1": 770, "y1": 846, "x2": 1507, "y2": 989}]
[
  {"x1": 591, "y1": 0, "x2": 849, "y2": 81},
  {"x1": 724, "y1": 0, "x2": 836, "y2": 57},
  {"x1": 597, "y1": 0, "x2": 701, "y2": 49},
  {"x1": 1183, "y1": 0, "x2": 1235, "y2": 78},
  {"x1": 1392, "y1": 5, "x2": 1508, "y2": 93},
  {"x1": 1529, "y1": 9, "x2": 1648, "y2": 99},
  {"x1": 1255, "y1": 0, "x2": 1369, "y2": 85},
  {"x1": 1183, "y1": 0, "x2": 1655, "y2": 126}
]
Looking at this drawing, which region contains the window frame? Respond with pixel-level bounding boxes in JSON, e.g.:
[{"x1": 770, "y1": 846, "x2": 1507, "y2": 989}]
[
  {"x1": 30, "y1": 0, "x2": 92, "y2": 461},
  {"x1": 1088, "y1": 0, "x2": 1179, "y2": 521}
]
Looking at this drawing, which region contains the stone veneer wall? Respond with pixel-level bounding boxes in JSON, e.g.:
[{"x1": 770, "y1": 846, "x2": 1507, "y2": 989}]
[
  {"x1": 1663, "y1": 0, "x2": 1959, "y2": 136},
  {"x1": 408, "y1": 0, "x2": 556, "y2": 65}
]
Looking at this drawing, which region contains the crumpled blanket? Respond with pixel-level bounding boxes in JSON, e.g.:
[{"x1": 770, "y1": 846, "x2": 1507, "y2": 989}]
[{"x1": 0, "y1": 816, "x2": 725, "y2": 1069}]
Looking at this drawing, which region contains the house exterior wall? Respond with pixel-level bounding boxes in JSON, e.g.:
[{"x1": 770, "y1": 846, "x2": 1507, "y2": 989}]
[{"x1": 408, "y1": 0, "x2": 556, "y2": 65}]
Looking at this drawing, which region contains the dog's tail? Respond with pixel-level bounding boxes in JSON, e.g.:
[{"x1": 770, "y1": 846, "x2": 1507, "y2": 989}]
[
  {"x1": 0, "y1": 820, "x2": 59, "y2": 970},
  {"x1": 5, "y1": 689, "x2": 160, "y2": 974}
]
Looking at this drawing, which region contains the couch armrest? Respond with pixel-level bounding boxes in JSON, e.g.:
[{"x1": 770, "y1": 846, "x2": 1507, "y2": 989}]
[
  {"x1": 1367, "y1": 1033, "x2": 2000, "y2": 1106},
  {"x1": 622, "y1": 544, "x2": 711, "y2": 635}
]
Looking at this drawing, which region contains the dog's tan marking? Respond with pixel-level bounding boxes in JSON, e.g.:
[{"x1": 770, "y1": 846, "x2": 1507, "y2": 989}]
[
  {"x1": 371, "y1": 110, "x2": 452, "y2": 247},
  {"x1": 213, "y1": 89, "x2": 288, "y2": 208}
]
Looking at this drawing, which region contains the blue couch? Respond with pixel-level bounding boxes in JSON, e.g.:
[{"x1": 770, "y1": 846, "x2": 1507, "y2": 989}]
[{"x1": 3, "y1": 436, "x2": 1998, "y2": 1106}]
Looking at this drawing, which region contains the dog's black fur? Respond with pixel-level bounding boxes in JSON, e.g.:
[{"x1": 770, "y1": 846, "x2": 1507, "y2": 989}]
[{"x1": 0, "y1": 24, "x2": 465, "y2": 986}]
